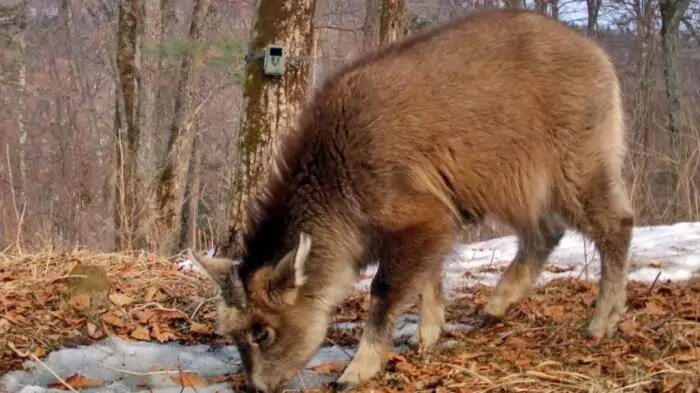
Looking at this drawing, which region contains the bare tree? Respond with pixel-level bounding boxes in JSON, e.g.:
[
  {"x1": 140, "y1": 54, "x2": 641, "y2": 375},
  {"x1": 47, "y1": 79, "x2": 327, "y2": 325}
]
[
  {"x1": 363, "y1": 0, "x2": 380, "y2": 50},
  {"x1": 659, "y1": 0, "x2": 691, "y2": 147},
  {"x1": 114, "y1": 0, "x2": 141, "y2": 250},
  {"x1": 181, "y1": 132, "x2": 201, "y2": 250},
  {"x1": 139, "y1": 0, "x2": 163, "y2": 182},
  {"x1": 16, "y1": 0, "x2": 26, "y2": 205},
  {"x1": 363, "y1": 0, "x2": 406, "y2": 50},
  {"x1": 504, "y1": 0, "x2": 522, "y2": 8},
  {"x1": 587, "y1": 0, "x2": 602, "y2": 35},
  {"x1": 224, "y1": 0, "x2": 318, "y2": 248},
  {"x1": 154, "y1": 0, "x2": 211, "y2": 255}
]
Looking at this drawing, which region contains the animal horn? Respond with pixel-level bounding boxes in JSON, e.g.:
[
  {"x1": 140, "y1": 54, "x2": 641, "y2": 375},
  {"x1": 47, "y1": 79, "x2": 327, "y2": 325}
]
[{"x1": 224, "y1": 265, "x2": 248, "y2": 309}]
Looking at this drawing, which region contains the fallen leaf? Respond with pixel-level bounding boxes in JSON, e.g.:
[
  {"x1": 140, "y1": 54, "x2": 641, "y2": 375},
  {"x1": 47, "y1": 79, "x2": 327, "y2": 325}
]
[
  {"x1": 102, "y1": 313, "x2": 128, "y2": 328},
  {"x1": 32, "y1": 346, "x2": 47, "y2": 358},
  {"x1": 619, "y1": 319, "x2": 639, "y2": 335},
  {"x1": 386, "y1": 352, "x2": 406, "y2": 363},
  {"x1": 109, "y1": 292, "x2": 135, "y2": 307},
  {"x1": 143, "y1": 286, "x2": 159, "y2": 302},
  {"x1": 0, "y1": 318, "x2": 10, "y2": 334},
  {"x1": 130, "y1": 325, "x2": 150, "y2": 341},
  {"x1": 151, "y1": 324, "x2": 178, "y2": 342},
  {"x1": 68, "y1": 293, "x2": 91, "y2": 311},
  {"x1": 48, "y1": 373, "x2": 104, "y2": 390},
  {"x1": 309, "y1": 361, "x2": 348, "y2": 375},
  {"x1": 170, "y1": 372, "x2": 209, "y2": 388},
  {"x1": 542, "y1": 305, "x2": 566, "y2": 318},
  {"x1": 86, "y1": 322, "x2": 103, "y2": 339},
  {"x1": 675, "y1": 350, "x2": 699, "y2": 362},
  {"x1": 643, "y1": 300, "x2": 666, "y2": 316},
  {"x1": 154, "y1": 309, "x2": 187, "y2": 320},
  {"x1": 135, "y1": 310, "x2": 157, "y2": 324},
  {"x1": 190, "y1": 322, "x2": 213, "y2": 335}
]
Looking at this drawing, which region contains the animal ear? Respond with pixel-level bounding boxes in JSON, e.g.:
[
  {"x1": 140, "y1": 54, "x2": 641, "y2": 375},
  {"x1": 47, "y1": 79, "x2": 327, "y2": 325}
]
[
  {"x1": 187, "y1": 249, "x2": 237, "y2": 287},
  {"x1": 270, "y1": 232, "x2": 312, "y2": 302}
]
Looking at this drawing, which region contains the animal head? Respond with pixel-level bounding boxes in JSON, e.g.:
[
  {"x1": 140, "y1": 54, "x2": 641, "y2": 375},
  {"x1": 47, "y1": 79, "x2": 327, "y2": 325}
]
[{"x1": 189, "y1": 232, "x2": 329, "y2": 392}]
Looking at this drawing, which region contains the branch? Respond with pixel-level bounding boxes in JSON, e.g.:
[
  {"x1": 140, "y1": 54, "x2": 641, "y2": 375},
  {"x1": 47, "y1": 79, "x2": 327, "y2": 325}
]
[
  {"x1": 315, "y1": 24, "x2": 360, "y2": 33},
  {"x1": 682, "y1": 18, "x2": 700, "y2": 44}
]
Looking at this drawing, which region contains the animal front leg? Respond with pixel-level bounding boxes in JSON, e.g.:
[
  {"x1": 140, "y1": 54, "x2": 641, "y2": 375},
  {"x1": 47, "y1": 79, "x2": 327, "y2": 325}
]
[
  {"x1": 335, "y1": 213, "x2": 455, "y2": 390},
  {"x1": 334, "y1": 275, "x2": 405, "y2": 390},
  {"x1": 408, "y1": 272, "x2": 445, "y2": 351}
]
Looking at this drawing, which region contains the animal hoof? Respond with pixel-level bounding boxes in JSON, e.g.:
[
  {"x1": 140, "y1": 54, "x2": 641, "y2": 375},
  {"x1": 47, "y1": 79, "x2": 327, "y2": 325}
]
[{"x1": 476, "y1": 313, "x2": 503, "y2": 328}]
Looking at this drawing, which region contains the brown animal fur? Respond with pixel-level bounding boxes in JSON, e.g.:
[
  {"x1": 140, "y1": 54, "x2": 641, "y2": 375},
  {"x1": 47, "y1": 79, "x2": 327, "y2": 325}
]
[{"x1": 195, "y1": 9, "x2": 634, "y2": 392}]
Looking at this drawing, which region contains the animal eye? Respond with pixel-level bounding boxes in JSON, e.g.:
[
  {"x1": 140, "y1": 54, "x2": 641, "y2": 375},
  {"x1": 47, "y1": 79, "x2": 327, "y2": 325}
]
[{"x1": 251, "y1": 323, "x2": 269, "y2": 344}]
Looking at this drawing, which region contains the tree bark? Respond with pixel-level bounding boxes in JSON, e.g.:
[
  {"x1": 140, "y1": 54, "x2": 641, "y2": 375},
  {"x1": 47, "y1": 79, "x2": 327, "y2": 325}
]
[
  {"x1": 379, "y1": 0, "x2": 405, "y2": 45},
  {"x1": 659, "y1": 0, "x2": 691, "y2": 149},
  {"x1": 154, "y1": 0, "x2": 211, "y2": 255},
  {"x1": 550, "y1": 0, "x2": 559, "y2": 20},
  {"x1": 180, "y1": 132, "x2": 201, "y2": 250},
  {"x1": 16, "y1": 0, "x2": 26, "y2": 205},
  {"x1": 114, "y1": 0, "x2": 141, "y2": 250},
  {"x1": 223, "y1": 0, "x2": 317, "y2": 257},
  {"x1": 138, "y1": 0, "x2": 163, "y2": 185},
  {"x1": 363, "y1": 0, "x2": 405, "y2": 50},
  {"x1": 363, "y1": 0, "x2": 380, "y2": 50},
  {"x1": 586, "y1": 0, "x2": 602, "y2": 35}
]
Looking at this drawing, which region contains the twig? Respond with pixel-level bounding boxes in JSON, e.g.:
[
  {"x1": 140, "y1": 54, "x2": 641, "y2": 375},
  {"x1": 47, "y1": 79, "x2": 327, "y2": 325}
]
[
  {"x1": 103, "y1": 366, "x2": 199, "y2": 376},
  {"x1": 429, "y1": 362, "x2": 493, "y2": 384},
  {"x1": 323, "y1": 337, "x2": 354, "y2": 360},
  {"x1": 645, "y1": 271, "x2": 663, "y2": 296},
  {"x1": 8, "y1": 342, "x2": 77, "y2": 392}
]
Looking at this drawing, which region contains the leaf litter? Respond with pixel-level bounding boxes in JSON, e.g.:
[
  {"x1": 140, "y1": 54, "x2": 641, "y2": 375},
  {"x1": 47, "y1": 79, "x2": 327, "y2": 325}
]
[{"x1": 0, "y1": 249, "x2": 698, "y2": 392}]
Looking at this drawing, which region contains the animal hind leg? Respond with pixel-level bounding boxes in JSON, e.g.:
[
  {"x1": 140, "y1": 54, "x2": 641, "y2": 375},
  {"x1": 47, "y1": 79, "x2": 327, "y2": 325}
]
[
  {"x1": 483, "y1": 213, "x2": 566, "y2": 320},
  {"x1": 335, "y1": 212, "x2": 455, "y2": 389},
  {"x1": 583, "y1": 180, "x2": 634, "y2": 339}
]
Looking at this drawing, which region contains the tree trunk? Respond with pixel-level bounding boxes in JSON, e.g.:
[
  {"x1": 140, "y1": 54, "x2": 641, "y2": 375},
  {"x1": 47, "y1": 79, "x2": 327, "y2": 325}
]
[
  {"x1": 16, "y1": 0, "x2": 26, "y2": 205},
  {"x1": 138, "y1": 0, "x2": 163, "y2": 186},
  {"x1": 659, "y1": 0, "x2": 691, "y2": 150},
  {"x1": 550, "y1": 0, "x2": 559, "y2": 20},
  {"x1": 363, "y1": 0, "x2": 405, "y2": 51},
  {"x1": 223, "y1": 0, "x2": 317, "y2": 257},
  {"x1": 154, "y1": 0, "x2": 211, "y2": 255},
  {"x1": 534, "y1": 0, "x2": 548, "y2": 15},
  {"x1": 114, "y1": 0, "x2": 141, "y2": 250},
  {"x1": 363, "y1": 0, "x2": 380, "y2": 50},
  {"x1": 379, "y1": 0, "x2": 405, "y2": 45},
  {"x1": 504, "y1": 0, "x2": 521, "y2": 9},
  {"x1": 180, "y1": 133, "x2": 201, "y2": 250},
  {"x1": 586, "y1": 0, "x2": 601, "y2": 35}
]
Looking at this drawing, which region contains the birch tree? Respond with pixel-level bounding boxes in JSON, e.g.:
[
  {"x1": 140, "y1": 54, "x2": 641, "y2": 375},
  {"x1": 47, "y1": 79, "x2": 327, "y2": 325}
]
[{"x1": 224, "y1": 0, "x2": 318, "y2": 248}]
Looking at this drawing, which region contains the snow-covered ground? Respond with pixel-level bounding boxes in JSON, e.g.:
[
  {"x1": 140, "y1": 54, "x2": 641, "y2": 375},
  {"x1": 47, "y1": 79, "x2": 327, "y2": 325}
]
[{"x1": 3, "y1": 222, "x2": 699, "y2": 393}]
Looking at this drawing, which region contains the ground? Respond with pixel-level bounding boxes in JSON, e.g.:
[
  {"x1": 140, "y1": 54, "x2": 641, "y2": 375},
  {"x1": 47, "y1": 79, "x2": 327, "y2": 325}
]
[{"x1": 1, "y1": 223, "x2": 699, "y2": 392}]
